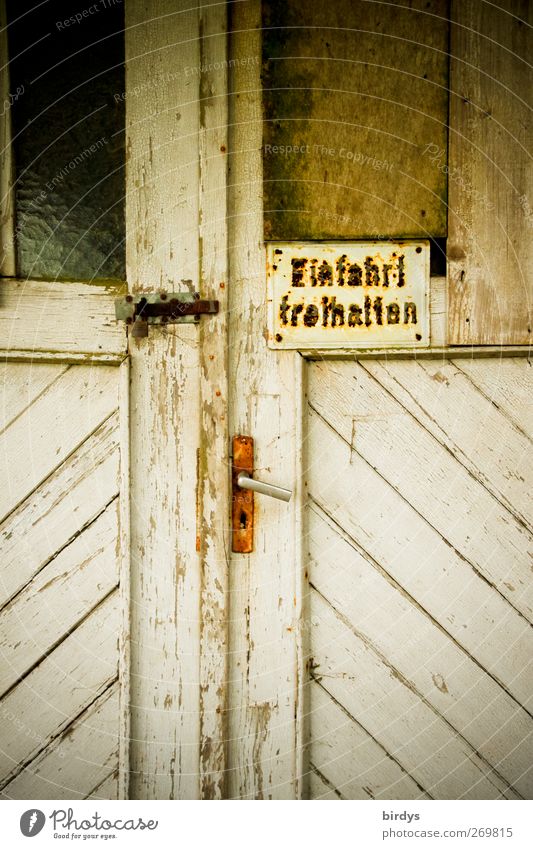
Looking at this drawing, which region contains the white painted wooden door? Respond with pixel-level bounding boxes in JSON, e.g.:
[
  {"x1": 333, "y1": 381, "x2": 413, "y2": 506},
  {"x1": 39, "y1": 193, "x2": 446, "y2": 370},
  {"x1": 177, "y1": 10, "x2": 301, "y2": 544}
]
[
  {"x1": 305, "y1": 357, "x2": 533, "y2": 800},
  {"x1": 225, "y1": 0, "x2": 533, "y2": 802},
  {"x1": 3, "y1": 0, "x2": 531, "y2": 805}
]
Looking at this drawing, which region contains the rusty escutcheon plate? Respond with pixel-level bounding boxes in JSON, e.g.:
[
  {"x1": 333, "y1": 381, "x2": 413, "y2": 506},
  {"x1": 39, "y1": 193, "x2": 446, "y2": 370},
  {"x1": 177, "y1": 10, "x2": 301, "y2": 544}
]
[{"x1": 232, "y1": 435, "x2": 254, "y2": 553}]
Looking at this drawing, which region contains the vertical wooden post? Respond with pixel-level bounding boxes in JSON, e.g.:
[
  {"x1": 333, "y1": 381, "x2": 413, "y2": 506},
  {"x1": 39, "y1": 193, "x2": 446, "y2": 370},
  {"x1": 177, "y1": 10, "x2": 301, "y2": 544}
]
[
  {"x1": 227, "y1": 0, "x2": 306, "y2": 799},
  {"x1": 198, "y1": 0, "x2": 230, "y2": 799}
]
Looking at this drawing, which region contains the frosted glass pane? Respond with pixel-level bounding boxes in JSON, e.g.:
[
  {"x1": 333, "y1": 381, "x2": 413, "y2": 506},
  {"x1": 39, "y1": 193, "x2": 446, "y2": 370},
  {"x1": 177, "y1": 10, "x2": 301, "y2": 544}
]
[{"x1": 7, "y1": 0, "x2": 125, "y2": 280}]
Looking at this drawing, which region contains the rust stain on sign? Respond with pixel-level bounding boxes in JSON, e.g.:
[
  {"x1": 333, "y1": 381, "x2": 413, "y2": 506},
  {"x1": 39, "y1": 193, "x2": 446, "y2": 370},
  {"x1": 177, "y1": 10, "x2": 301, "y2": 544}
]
[{"x1": 267, "y1": 241, "x2": 429, "y2": 349}]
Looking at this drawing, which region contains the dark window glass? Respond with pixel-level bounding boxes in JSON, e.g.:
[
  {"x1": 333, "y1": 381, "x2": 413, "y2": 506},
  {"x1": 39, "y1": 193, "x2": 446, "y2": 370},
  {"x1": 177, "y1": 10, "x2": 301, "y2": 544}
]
[{"x1": 7, "y1": 0, "x2": 125, "y2": 279}]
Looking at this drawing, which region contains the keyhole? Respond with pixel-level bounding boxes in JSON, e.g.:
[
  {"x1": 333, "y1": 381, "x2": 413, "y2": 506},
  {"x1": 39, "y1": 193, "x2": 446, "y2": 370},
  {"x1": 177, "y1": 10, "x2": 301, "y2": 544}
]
[{"x1": 239, "y1": 511, "x2": 247, "y2": 530}]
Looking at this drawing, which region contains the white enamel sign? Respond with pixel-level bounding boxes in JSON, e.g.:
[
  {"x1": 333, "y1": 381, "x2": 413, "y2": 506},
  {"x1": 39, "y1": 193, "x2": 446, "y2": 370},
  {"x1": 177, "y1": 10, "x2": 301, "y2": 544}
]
[{"x1": 267, "y1": 241, "x2": 430, "y2": 349}]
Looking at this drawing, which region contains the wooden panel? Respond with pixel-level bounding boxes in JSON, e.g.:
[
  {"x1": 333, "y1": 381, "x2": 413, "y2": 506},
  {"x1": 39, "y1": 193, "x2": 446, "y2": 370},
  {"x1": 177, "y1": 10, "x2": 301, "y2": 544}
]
[
  {"x1": 308, "y1": 768, "x2": 342, "y2": 800},
  {"x1": 0, "y1": 363, "x2": 68, "y2": 431},
  {"x1": 0, "y1": 502, "x2": 119, "y2": 697},
  {"x1": 262, "y1": 0, "x2": 449, "y2": 239},
  {"x1": 89, "y1": 770, "x2": 119, "y2": 800},
  {"x1": 0, "y1": 0, "x2": 15, "y2": 277},
  {"x1": 0, "y1": 364, "x2": 119, "y2": 523},
  {"x1": 456, "y1": 358, "x2": 533, "y2": 438},
  {"x1": 197, "y1": 0, "x2": 230, "y2": 799},
  {"x1": 311, "y1": 591, "x2": 519, "y2": 799},
  {"x1": 0, "y1": 279, "x2": 127, "y2": 359},
  {"x1": 309, "y1": 506, "x2": 533, "y2": 794},
  {"x1": 361, "y1": 359, "x2": 532, "y2": 528},
  {"x1": 126, "y1": 0, "x2": 203, "y2": 800},
  {"x1": 228, "y1": 0, "x2": 305, "y2": 799},
  {"x1": 308, "y1": 361, "x2": 533, "y2": 619},
  {"x1": 0, "y1": 592, "x2": 119, "y2": 788},
  {"x1": 1, "y1": 686, "x2": 119, "y2": 800},
  {"x1": 0, "y1": 412, "x2": 119, "y2": 607},
  {"x1": 306, "y1": 357, "x2": 533, "y2": 800},
  {"x1": 448, "y1": 0, "x2": 532, "y2": 344},
  {"x1": 309, "y1": 682, "x2": 430, "y2": 800}
]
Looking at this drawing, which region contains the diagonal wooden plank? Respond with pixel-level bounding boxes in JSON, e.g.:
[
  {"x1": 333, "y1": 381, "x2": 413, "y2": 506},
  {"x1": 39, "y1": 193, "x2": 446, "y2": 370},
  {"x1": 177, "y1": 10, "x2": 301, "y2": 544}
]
[
  {"x1": 0, "y1": 363, "x2": 119, "y2": 524},
  {"x1": 308, "y1": 410, "x2": 533, "y2": 636},
  {"x1": 308, "y1": 766, "x2": 343, "y2": 800},
  {"x1": 86, "y1": 769, "x2": 119, "y2": 800},
  {"x1": 309, "y1": 681, "x2": 430, "y2": 800},
  {"x1": 455, "y1": 359, "x2": 533, "y2": 441},
  {"x1": 308, "y1": 364, "x2": 533, "y2": 620},
  {"x1": 0, "y1": 591, "x2": 119, "y2": 788},
  {"x1": 0, "y1": 501, "x2": 119, "y2": 697},
  {"x1": 310, "y1": 590, "x2": 521, "y2": 800},
  {"x1": 0, "y1": 685, "x2": 119, "y2": 800},
  {"x1": 309, "y1": 507, "x2": 533, "y2": 794},
  {"x1": 360, "y1": 359, "x2": 532, "y2": 527},
  {"x1": 0, "y1": 363, "x2": 68, "y2": 434},
  {"x1": 0, "y1": 411, "x2": 119, "y2": 608}
]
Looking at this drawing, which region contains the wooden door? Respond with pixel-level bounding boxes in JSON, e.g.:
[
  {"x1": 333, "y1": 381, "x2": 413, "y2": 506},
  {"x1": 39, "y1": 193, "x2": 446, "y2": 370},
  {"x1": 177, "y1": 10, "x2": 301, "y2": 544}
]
[
  {"x1": 2, "y1": 0, "x2": 531, "y2": 803},
  {"x1": 226, "y1": 0, "x2": 533, "y2": 801},
  {"x1": 305, "y1": 357, "x2": 533, "y2": 799}
]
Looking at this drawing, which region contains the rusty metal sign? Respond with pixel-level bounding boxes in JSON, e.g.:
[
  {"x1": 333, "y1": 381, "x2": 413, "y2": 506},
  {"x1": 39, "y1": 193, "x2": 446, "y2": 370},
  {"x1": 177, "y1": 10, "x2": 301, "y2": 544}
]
[{"x1": 266, "y1": 241, "x2": 429, "y2": 349}]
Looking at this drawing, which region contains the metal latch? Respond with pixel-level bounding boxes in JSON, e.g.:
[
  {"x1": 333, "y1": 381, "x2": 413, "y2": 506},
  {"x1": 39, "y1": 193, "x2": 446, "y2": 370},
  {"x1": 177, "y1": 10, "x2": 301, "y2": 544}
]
[{"x1": 115, "y1": 292, "x2": 219, "y2": 337}]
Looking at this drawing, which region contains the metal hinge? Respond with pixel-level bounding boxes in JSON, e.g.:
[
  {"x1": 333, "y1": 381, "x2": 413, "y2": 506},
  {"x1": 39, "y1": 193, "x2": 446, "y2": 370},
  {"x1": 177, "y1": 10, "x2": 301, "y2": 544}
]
[{"x1": 115, "y1": 291, "x2": 219, "y2": 337}]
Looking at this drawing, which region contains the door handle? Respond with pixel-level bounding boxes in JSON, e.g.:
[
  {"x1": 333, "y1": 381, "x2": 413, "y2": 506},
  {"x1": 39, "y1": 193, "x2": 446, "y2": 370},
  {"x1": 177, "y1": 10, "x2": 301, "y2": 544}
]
[{"x1": 237, "y1": 472, "x2": 292, "y2": 503}]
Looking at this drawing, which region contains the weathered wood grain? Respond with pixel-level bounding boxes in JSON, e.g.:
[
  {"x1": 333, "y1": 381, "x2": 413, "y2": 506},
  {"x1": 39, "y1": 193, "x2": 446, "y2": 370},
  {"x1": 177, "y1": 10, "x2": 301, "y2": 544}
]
[
  {"x1": 306, "y1": 408, "x2": 532, "y2": 702},
  {"x1": 0, "y1": 279, "x2": 127, "y2": 358},
  {"x1": 228, "y1": 0, "x2": 305, "y2": 799},
  {"x1": 197, "y1": 0, "x2": 230, "y2": 799},
  {"x1": 456, "y1": 358, "x2": 533, "y2": 439},
  {"x1": 430, "y1": 276, "x2": 446, "y2": 347},
  {"x1": 88, "y1": 770, "x2": 119, "y2": 800},
  {"x1": 308, "y1": 767, "x2": 343, "y2": 800},
  {"x1": 308, "y1": 362, "x2": 533, "y2": 619},
  {"x1": 0, "y1": 364, "x2": 67, "y2": 434},
  {"x1": 309, "y1": 506, "x2": 533, "y2": 795},
  {"x1": 309, "y1": 681, "x2": 431, "y2": 800},
  {"x1": 117, "y1": 359, "x2": 130, "y2": 801},
  {"x1": 0, "y1": 502, "x2": 119, "y2": 697},
  {"x1": 448, "y1": 0, "x2": 532, "y2": 344},
  {"x1": 0, "y1": 0, "x2": 15, "y2": 277},
  {"x1": 0, "y1": 411, "x2": 119, "y2": 608},
  {"x1": 0, "y1": 592, "x2": 119, "y2": 788},
  {"x1": 311, "y1": 590, "x2": 521, "y2": 800},
  {"x1": 126, "y1": 0, "x2": 202, "y2": 800},
  {"x1": 262, "y1": 0, "x2": 449, "y2": 239},
  {"x1": 1, "y1": 685, "x2": 119, "y2": 800},
  {"x1": 0, "y1": 364, "x2": 119, "y2": 524},
  {"x1": 361, "y1": 359, "x2": 532, "y2": 528}
]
